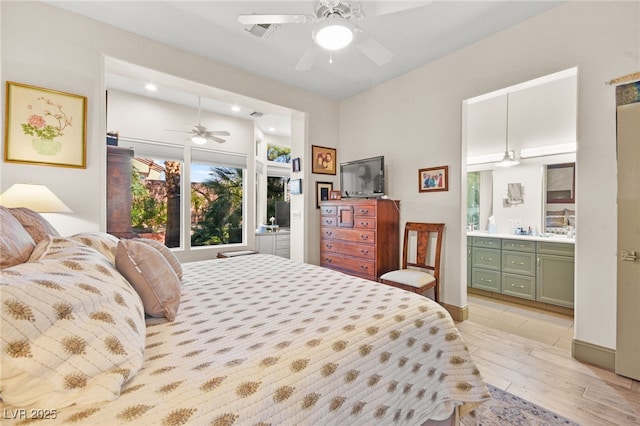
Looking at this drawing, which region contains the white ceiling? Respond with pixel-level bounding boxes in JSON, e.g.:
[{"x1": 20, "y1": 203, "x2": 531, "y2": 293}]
[{"x1": 44, "y1": 1, "x2": 563, "y2": 137}]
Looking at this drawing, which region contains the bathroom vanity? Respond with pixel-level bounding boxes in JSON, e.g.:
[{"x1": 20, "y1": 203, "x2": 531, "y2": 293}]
[
  {"x1": 467, "y1": 231, "x2": 575, "y2": 310},
  {"x1": 255, "y1": 229, "x2": 290, "y2": 258}
]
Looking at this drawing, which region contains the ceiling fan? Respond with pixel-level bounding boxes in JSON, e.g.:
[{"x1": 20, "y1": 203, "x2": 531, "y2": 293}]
[
  {"x1": 166, "y1": 97, "x2": 230, "y2": 144},
  {"x1": 238, "y1": 1, "x2": 427, "y2": 71}
]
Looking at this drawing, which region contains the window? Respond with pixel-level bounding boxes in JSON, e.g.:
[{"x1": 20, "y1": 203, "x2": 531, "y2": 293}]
[
  {"x1": 467, "y1": 172, "x2": 480, "y2": 231},
  {"x1": 190, "y1": 148, "x2": 247, "y2": 246},
  {"x1": 116, "y1": 139, "x2": 247, "y2": 249}
]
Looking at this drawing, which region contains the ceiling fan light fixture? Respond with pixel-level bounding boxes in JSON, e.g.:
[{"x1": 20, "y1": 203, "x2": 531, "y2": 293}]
[
  {"x1": 313, "y1": 15, "x2": 354, "y2": 50},
  {"x1": 191, "y1": 135, "x2": 207, "y2": 145}
]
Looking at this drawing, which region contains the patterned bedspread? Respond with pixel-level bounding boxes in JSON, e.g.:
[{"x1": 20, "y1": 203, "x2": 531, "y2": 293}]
[{"x1": 2, "y1": 254, "x2": 488, "y2": 425}]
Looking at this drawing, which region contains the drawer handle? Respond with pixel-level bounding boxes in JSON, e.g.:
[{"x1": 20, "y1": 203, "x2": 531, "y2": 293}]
[
  {"x1": 480, "y1": 256, "x2": 493, "y2": 261},
  {"x1": 360, "y1": 234, "x2": 369, "y2": 240},
  {"x1": 360, "y1": 265, "x2": 369, "y2": 271},
  {"x1": 360, "y1": 209, "x2": 369, "y2": 214},
  {"x1": 510, "y1": 261, "x2": 525, "y2": 265},
  {"x1": 325, "y1": 219, "x2": 332, "y2": 224},
  {"x1": 360, "y1": 221, "x2": 369, "y2": 226},
  {"x1": 360, "y1": 249, "x2": 369, "y2": 254},
  {"x1": 325, "y1": 244, "x2": 333, "y2": 249},
  {"x1": 325, "y1": 258, "x2": 333, "y2": 263},
  {"x1": 510, "y1": 284, "x2": 525, "y2": 289},
  {"x1": 325, "y1": 231, "x2": 333, "y2": 237},
  {"x1": 480, "y1": 278, "x2": 493, "y2": 283}
]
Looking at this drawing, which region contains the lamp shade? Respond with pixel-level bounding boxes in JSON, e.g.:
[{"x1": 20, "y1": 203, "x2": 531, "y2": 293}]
[
  {"x1": 0, "y1": 184, "x2": 72, "y2": 213},
  {"x1": 313, "y1": 15, "x2": 354, "y2": 50}
]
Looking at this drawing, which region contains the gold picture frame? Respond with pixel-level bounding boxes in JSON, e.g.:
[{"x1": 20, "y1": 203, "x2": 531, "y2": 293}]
[
  {"x1": 312, "y1": 145, "x2": 336, "y2": 175},
  {"x1": 4, "y1": 81, "x2": 87, "y2": 168},
  {"x1": 419, "y1": 165, "x2": 448, "y2": 192}
]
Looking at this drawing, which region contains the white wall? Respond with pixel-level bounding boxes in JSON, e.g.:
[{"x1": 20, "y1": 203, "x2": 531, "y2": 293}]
[
  {"x1": 339, "y1": 1, "x2": 639, "y2": 351},
  {"x1": 1, "y1": 1, "x2": 338, "y2": 264}
]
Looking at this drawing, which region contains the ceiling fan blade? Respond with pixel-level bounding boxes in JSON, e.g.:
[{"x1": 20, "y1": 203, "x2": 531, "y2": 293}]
[
  {"x1": 164, "y1": 129, "x2": 190, "y2": 133},
  {"x1": 208, "y1": 136, "x2": 227, "y2": 144},
  {"x1": 295, "y1": 45, "x2": 318, "y2": 71},
  {"x1": 238, "y1": 14, "x2": 314, "y2": 25},
  {"x1": 355, "y1": 30, "x2": 393, "y2": 66},
  {"x1": 206, "y1": 130, "x2": 231, "y2": 137},
  {"x1": 363, "y1": 1, "x2": 433, "y2": 17}
]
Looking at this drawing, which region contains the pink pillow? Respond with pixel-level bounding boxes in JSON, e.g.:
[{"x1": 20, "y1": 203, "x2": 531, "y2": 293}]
[
  {"x1": 134, "y1": 238, "x2": 182, "y2": 280},
  {"x1": 8, "y1": 207, "x2": 59, "y2": 244},
  {"x1": 0, "y1": 206, "x2": 35, "y2": 269},
  {"x1": 115, "y1": 239, "x2": 181, "y2": 321}
]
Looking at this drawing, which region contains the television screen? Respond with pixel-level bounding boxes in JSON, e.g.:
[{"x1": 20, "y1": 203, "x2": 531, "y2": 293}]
[{"x1": 340, "y1": 156, "x2": 384, "y2": 198}]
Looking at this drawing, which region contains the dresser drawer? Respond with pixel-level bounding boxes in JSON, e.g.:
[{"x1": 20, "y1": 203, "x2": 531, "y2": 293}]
[
  {"x1": 502, "y1": 273, "x2": 536, "y2": 300},
  {"x1": 320, "y1": 205, "x2": 337, "y2": 216},
  {"x1": 502, "y1": 239, "x2": 536, "y2": 252},
  {"x1": 321, "y1": 228, "x2": 375, "y2": 244},
  {"x1": 321, "y1": 254, "x2": 375, "y2": 278},
  {"x1": 472, "y1": 248, "x2": 501, "y2": 270},
  {"x1": 321, "y1": 240, "x2": 375, "y2": 260},
  {"x1": 354, "y1": 217, "x2": 376, "y2": 229},
  {"x1": 471, "y1": 269, "x2": 501, "y2": 292},
  {"x1": 502, "y1": 251, "x2": 536, "y2": 276},
  {"x1": 472, "y1": 237, "x2": 501, "y2": 249},
  {"x1": 353, "y1": 204, "x2": 376, "y2": 217},
  {"x1": 321, "y1": 216, "x2": 338, "y2": 227}
]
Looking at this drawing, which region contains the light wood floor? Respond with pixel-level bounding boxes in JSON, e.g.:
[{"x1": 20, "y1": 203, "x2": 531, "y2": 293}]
[{"x1": 457, "y1": 294, "x2": 640, "y2": 425}]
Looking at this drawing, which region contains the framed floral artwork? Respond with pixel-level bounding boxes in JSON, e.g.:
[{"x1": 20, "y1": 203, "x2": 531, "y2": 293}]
[
  {"x1": 312, "y1": 145, "x2": 336, "y2": 175},
  {"x1": 4, "y1": 81, "x2": 87, "y2": 168},
  {"x1": 419, "y1": 165, "x2": 448, "y2": 192}
]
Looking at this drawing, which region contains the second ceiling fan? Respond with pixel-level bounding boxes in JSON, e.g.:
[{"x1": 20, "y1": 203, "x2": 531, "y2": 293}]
[{"x1": 238, "y1": 0, "x2": 426, "y2": 71}]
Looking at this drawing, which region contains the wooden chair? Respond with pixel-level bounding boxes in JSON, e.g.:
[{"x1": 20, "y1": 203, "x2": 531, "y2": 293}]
[{"x1": 379, "y1": 222, "x2": 445, "y2": 302}]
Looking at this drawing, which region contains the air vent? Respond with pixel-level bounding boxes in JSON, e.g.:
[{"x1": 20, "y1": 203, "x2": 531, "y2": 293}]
[
  {"x1": 250, "y1": 111, "x2": 265, "y2": 118},
  {"x1": 245, "y1": 23, "x2": 279, "y2": 39}
]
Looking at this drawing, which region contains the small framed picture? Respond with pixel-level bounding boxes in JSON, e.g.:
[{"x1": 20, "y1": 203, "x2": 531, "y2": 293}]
[
  {"x1": 329, "y1": 190, "x2": 342, "y2": 200},
  {"x1": 419, "y1": 165, "x2": 448, "y2": 192},
  {"x1": 315, "y1": 181, "x2": 333, "y2": 208},
  {"x1": 292, "y1": 157, "x2": 301, "y2": 173},
  {"x1": 312, "y1": 145, "x2": 337, "y2": 175},
  {"x1": 290, "y1": 178, "x2": 302, "y2": 195}
]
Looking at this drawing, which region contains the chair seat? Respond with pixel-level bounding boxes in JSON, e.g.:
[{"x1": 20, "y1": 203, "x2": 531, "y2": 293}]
[{"x1": 379, "y1": 269, "x2": 435, "y2": 289}]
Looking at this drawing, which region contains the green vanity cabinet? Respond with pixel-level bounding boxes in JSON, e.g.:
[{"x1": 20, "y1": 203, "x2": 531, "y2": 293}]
[
  {"x1": 501, "y1": 239, "x2": 536, "y2": 300},
  {"x1": 470, "y1": 237, "x2": 501, "y2": 292},
  {"x1": 468, "y1": 236, "x2": 574, "y2": 308},
  {"x1": 536, "y1": 242, "x2": 575, "y2": 308},
  {"x1": 467, "y1": 237, "x2": 472, "y2": 288}
]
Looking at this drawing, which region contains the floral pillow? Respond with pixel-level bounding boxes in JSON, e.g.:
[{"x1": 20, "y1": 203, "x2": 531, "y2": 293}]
[
  {"x1": 1, "y1": 237, "x2": 145, "y2": 408},
  {"x1": 68, "y1": 232, "x2": 120, "y2": 265}
]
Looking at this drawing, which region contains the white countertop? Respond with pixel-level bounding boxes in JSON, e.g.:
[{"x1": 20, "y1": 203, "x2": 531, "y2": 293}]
[{"x1": 467, "y1": 230, "x2": 575, "y2": 244}]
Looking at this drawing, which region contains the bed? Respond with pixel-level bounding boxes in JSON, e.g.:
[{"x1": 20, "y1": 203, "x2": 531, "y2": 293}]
[{"x1": 0, "y1": 206, "x2": 489, "y2": 425}]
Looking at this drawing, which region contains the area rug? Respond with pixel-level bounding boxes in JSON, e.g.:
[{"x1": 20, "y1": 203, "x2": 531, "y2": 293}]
[{"x1": 461, "y1": 384, "x2": 581, "y2": 426}]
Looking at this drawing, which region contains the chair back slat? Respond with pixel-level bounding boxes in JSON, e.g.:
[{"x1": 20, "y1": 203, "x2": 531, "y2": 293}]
[{"x1": 402, "y1": 223, "x2": 445, "y2": 280}]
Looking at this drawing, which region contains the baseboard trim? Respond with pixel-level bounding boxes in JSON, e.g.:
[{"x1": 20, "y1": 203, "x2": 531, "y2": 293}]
[
  {"x1": 572, "y1": 339, "x2": 616, "y2": 371},
  {"x1": 443, "y1": 303, "x2": 469, "y2": 322}
]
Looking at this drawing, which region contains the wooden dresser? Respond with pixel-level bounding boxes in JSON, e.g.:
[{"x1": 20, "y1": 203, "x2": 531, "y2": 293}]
[{"x1": 320, "y1": 199, "x2": 400, "y2": 281}]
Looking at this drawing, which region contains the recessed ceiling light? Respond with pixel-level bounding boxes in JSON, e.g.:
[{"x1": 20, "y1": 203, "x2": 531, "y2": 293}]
[
  {"x1": 231, "y1": 105, "x2": 240, "y2": 112},
  {"x1": 144, "y1": 83, "x2": 158, "y2": 92},
  {"x1": 269, "y1": 127, "x2": 276, "y2": 132}
]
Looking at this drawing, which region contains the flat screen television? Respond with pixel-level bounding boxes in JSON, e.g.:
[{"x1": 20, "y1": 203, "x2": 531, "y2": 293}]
[{"x1": 340, "y1": 156, "x2": 385, "y2": 198}]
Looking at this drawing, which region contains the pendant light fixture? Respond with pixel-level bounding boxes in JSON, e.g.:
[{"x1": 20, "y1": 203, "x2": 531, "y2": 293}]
[{"x1": 496, "y1": 93, "x2": 520, "y2": 167}]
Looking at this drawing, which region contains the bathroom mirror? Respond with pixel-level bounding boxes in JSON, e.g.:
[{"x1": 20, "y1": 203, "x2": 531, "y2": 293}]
[{"x1": 546, "y1": 163, "x2": 575, "y2": 203}]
